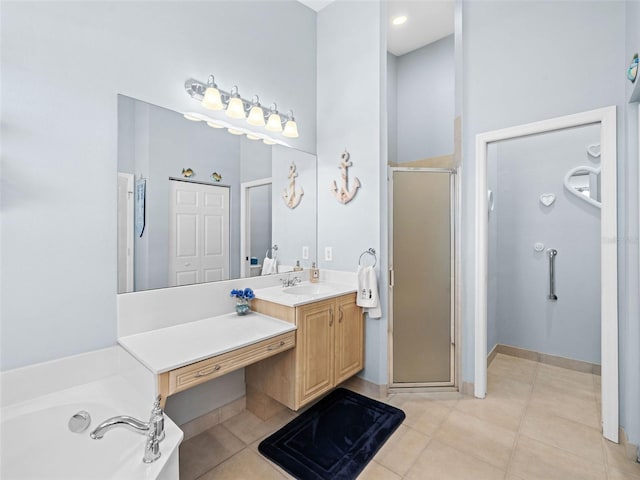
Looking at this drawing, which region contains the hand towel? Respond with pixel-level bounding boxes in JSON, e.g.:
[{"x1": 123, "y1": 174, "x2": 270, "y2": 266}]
[
  {"x1": 356, "y1": 265, "x2": 382, "y2": 319},
  {"x1": 261, "y1": 257, "x2": 277, "y2": 275}
]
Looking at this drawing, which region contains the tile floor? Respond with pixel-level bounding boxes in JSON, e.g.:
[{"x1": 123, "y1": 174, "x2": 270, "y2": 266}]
[{"x1": 178, "y1": 354, "x2": 640, "y2": 480}]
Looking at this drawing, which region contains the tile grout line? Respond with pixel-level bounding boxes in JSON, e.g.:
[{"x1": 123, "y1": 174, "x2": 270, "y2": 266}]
[{"x1": 503, "y1": 357, "x2": 539, "y2": 478}]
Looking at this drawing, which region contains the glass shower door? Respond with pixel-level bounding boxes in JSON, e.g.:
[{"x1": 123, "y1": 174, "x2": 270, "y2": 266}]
[{"x1": 390, "y1": 169, "x2": 455, "y2": 386}]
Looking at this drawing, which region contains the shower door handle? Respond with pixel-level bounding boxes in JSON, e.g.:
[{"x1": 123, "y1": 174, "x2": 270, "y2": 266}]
[{"x1": 547, "y1": 248, "x2": 558, "y2": 301}]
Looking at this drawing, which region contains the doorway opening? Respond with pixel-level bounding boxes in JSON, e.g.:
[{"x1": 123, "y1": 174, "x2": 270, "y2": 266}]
[{"x1": 474, "y1": 107, "x2": 618, "y2": 442}]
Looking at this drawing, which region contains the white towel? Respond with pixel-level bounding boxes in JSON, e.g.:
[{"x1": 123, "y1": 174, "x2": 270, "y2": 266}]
[
  {"x1": 261, "y1": 257, "x2": 277, "y2": 275},
  {"x1": 356, "y1": 265, "x2": 382, "y2": 319}
]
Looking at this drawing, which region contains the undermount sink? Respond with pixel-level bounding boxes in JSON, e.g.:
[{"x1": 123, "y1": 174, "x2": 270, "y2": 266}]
[{"x1": 282, "y1": 284, "x2": 334, "y2": 296}]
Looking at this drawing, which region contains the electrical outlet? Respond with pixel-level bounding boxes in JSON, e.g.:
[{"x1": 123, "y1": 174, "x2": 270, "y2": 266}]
[
  {"x1": 302, "y1": 246, "x2": 309, "y2": 260},
  {"x1": 324, "y1": 247, "x2": 333, "y2": 261}
]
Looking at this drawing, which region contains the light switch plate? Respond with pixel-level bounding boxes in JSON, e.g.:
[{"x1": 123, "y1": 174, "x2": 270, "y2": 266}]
[
  {"x1": 324, "y1": 247, "x2": 332, "y2": 261},
  {"x1": 302, "y1": 246, "x2": 309, "y2": 260}
]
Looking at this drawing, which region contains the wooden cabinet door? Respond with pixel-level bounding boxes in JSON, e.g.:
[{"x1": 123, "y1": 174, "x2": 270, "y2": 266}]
[
  {"x1": 296, "y1": 299, "x2": 335, "y2": 405},
  {"x1": 335, "y1": 294, "x2": 364, "y2": 384}
]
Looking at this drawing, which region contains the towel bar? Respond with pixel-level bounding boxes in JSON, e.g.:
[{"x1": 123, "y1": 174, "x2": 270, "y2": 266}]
[{"x1": 358, "y1": 248, "x2": 377, "y2": 268}]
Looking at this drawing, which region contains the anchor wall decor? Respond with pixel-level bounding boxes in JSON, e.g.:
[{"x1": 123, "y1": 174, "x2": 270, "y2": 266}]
[
  {"x1": 330, "y1": 150, "x2": 360, "y2": 204},
  {"x1": 282, "y1": 162, "x2": 304, "y2": 209}
]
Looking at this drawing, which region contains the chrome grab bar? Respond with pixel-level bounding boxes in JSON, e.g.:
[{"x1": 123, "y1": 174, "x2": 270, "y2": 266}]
[{"x1": 547, "y1": 248, "x2": 558, "y2": 301}]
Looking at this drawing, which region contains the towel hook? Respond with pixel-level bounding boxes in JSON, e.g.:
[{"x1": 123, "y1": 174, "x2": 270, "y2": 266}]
[{"x1": 358, "y1": 248, "x2": 377, "y2": 268}]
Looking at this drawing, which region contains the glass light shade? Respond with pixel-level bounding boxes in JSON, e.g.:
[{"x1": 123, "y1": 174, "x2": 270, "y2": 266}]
[
  {"x1": 201, "y1": 87, "x2": 224, "y2": 110},
  {"x1": 247, "y1": 105, "x2": 266, "y2": 126},
  {"x1": 227, "y1": 128, "x2": 244, "y2": 135},
  {"x1": 183, "y1": 113, "x2": 202, "y2": 122},
  {"x1": 265, "y1": 112, "x2": 283, "y2": 132},
  {"x1": 246, "y1": 133, "x2": 261, "y2": 140},
  {"x1": 226, "y1": 97, "x2": 246, "y2": 119},
  {"x1": 263, "y1": 138, "x2": 276, "y2": 145},
  {"x1": 282, "y1": 119, "x2": 299, "y2": 138},
  {"x1": 207, "y1": 121, "x2": 224, "y2": 129}
]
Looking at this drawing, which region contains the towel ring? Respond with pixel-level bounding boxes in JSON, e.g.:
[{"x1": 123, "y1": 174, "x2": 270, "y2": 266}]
[
  {"x1": 358, "y1": 248, "x2": 377, "y2": 268},
  {"x1": 265, "y1": 244, "x2": 278, "y2": 259}
]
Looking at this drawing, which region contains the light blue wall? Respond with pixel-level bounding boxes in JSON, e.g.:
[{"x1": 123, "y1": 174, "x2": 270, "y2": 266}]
[
  {"x1": 462, "y1": 0, "x2": 636, "y2": 443},
  {"x1": 395, "y1": 35, "x2": 455, "y2": 162},
  {"x1": 271, "y1": 146, "x2": 317, "y2": 269},
  {"x1": 387, "y1": 52, "x2": 398, "y2": 163},
  {"x1": 0, "y1": 1, "x2": 317, "y2": 370},
  {"x1": 317, "y1": 0, "x2": 386, "y2": 384},
  {"x1": 488, "y1": 126, "x2": 601, "y2": 364}
]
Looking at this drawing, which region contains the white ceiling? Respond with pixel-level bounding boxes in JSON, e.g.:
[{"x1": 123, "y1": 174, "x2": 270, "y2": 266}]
[{"x1": 297, "y1": 0, "x2": 455, "y2": 57}]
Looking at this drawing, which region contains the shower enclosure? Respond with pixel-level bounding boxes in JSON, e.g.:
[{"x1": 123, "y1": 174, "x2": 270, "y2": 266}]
[{"x1": 389, "y1": 168, "x2": 456, "y2": 388}]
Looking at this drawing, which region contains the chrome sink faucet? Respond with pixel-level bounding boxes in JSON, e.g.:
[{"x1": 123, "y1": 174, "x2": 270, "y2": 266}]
[
  {"x1": 90, "y1": 397, "x2": 165, "y2": 463},
  {"x1": 281, "y1": 273, "x2": 302, "y2": 287}
]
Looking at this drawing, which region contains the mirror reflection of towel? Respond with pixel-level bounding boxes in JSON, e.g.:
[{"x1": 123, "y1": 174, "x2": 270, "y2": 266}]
[
  {"x1": 261, "y1": 257, "x2": 277, "y2": 275},
  {"x1": 357, "y1": 266, "x2": 381, "y2": 318}
]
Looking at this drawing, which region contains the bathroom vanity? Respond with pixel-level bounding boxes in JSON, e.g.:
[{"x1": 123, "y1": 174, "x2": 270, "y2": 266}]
[
  {"x1": 118, "y1": 313, "x2": 296, "y2": 408},
  {"x1": 117, "y1": 281, "x2": 363, "y2": 418},
  {"x1": 246, "y1": 285, "x2": 364, "y2": 412}
]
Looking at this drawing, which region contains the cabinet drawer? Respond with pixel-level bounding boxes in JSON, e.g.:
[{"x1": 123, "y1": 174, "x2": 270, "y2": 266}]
[{"x1": 167, "y1": 331, "x2": 295, "y2": 395}]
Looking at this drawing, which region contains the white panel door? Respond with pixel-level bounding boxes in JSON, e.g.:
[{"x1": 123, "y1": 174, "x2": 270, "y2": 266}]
[
  {"x1": 117, "y1": 173, "x2": 134, "y2": 293},
  {"x1": 169, "y1": 180, "x2": 230, "y2": 286}
]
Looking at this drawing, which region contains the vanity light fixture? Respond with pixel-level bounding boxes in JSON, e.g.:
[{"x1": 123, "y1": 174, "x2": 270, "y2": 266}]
[
  {"x1": 225, "y1": 86, "x2": 246, "y2": 119},
  {"x1": 265, "y1": 104, "x2": 283, "y2": 132},
  {"x1": 263, "y1": 138, "x2": 276, "y2": 145},
  {"x1": 184, "y1": 76, "x2": 299, "y2": 138},
  {"x1": 207, "y1": 121, "x2": 224, "y2": 129},
  {"x1": 246, "y1": 133, "x2": 262, "y2": 140},
  {"x1": 282, "y1": 111, "x2": 299, "y2": 138},
  {"x1": 391, "y1": 15, "x2": 408, "y2": 26},
  {"x1": 201, "y1": 75, "x2": 224, "y2": 110},
  {"x1": 227, "y1": 127, "x2": 245, "y2": 135},
  {"x1": 183, "y1": 113, "x2": 203, "y2": 122},
  {"x1": 247, "y1": 96, "x2": 266, "y2": 126}
]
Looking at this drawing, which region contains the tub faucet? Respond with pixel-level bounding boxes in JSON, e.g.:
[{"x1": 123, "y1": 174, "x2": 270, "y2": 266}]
[{"x1": 90, "y1": 397, "x2": 165, "y2": 463}]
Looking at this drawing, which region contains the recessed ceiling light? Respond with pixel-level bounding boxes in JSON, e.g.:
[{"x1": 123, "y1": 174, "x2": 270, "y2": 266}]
[{"x1": 391, "y1": 15, "x2": 407, "y2": 26}]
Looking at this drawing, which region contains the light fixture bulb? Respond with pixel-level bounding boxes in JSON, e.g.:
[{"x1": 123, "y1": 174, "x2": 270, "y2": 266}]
[
  {"x1": 266, "y1": 112, "x2": 282, "y2": 132},
  {"x1": 282, "y1": 112, "x2": 299, "y2": 138},
  {"x1": 201, "y1": 75, "x2": 224, "y2": 110},
  {"x1": 247, "y1": 105, "x2": 266, "y2": 126},
  {"x1": 207, "y1": 121, "x2": 224, "y2": 129},
  {"x1": 225, "y1": 86, "x2": 246, "y2": 119},
  {"x1": 227, "y1": 128, "x2": 244, "y2": 135},
  {"x1": 183, "y1": 113, "x2": 203, "y2": 122},
  {"x1": 202, "y1": 87, "x2": 223, "y2": 110},
  {"x1": 391, "y1": 15, "x2": 408, "y2": 26},
  {"x1": 246, "y1": 133, "x2": 261, "y2": 140},
  {"x1": 263, "y1": 138, "x2": 276, "y2": 145}
]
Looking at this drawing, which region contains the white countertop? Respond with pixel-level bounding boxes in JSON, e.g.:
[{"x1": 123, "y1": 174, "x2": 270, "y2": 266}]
[
  {"x1": 253, "y1": 281, "x2": 357, "y2": 307},
  {"x1": 118, "y1": 312, "x2": 296, "y2": 374}
]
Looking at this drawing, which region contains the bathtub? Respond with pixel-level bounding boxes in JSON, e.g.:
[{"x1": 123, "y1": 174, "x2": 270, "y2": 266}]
[{"x1": 1, "y1": 375, "x2": 182, "y2": 480}]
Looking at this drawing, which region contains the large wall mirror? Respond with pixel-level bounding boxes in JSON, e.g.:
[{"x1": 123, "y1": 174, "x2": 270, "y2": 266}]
[{"x1": 117, "y1": 95, "x2": 317, "y2": 293}]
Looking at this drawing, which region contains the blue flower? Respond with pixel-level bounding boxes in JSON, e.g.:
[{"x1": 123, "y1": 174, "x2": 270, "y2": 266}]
[{"x1": 230, "y1": 288, "x2": 255, "y2": 300}]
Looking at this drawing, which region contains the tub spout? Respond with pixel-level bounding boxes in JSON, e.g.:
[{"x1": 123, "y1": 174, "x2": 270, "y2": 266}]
[
  {"x1": 89, "y1": 415, "x2": 149, "y2": 439},
  {"x1": 90, "y1": 397, "x2": 165, "y2": 463}
]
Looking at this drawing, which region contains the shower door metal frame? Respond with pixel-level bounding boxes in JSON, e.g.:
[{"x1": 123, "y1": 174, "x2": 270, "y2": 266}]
[{"x1": 388, "y1": 167, "x2": 459, "y2": 390}]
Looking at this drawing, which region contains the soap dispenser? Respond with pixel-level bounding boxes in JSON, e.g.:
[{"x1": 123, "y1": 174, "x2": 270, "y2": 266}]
[
  {"x1": 293, "y1": 260, "x2": 303, "y2": 272},
  {"x1": 309, "y1": 262, "x2": 319, "y2": 283}
]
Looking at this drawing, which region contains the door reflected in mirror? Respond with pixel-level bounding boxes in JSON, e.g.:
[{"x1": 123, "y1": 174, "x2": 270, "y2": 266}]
[{"x1": 117, "y1": 95, "x2": 317, "y2": 293}]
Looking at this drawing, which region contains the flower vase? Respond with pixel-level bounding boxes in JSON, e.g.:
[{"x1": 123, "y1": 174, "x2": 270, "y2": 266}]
[{"x1": 235, "y1": 299, "x2": 250, "y2": 316}]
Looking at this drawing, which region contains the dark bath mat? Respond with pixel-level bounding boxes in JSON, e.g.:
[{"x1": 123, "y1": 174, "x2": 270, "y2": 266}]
[{"x1": 258, "y1": 388, "x2": 405, "y2": 480}]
